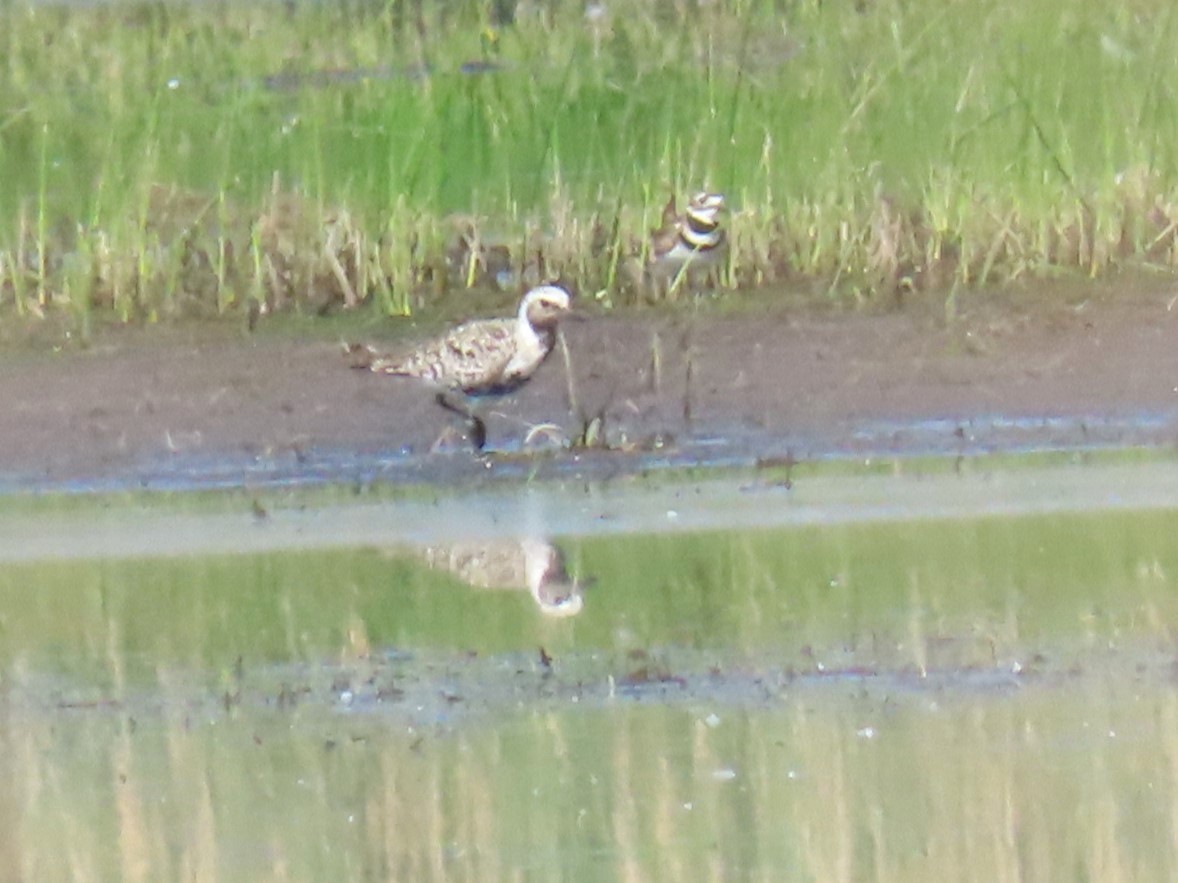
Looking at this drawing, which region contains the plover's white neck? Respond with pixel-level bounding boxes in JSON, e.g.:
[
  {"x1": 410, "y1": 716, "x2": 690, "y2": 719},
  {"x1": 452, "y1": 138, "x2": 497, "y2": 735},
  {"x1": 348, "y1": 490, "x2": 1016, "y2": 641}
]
[
  {"x1": 521, "y1": 537, "x2": 583, "y2": 617},
  {"x1": 516, "y1": 294, "x2": 546, "y2": 343},
  {"x1": 498, "y1": 286, "x2": 570, "y2": 383}
]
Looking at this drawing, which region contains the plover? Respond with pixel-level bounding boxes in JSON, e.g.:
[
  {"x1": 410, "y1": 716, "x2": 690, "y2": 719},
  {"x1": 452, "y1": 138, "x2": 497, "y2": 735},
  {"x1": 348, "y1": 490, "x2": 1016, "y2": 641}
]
[
  {"x1": 648, "y1": 191, "x2": 728, "y2": 290},
  {"x1": 348, "y1": 284, "x2": 572, "y2": 450},
  {"x1": 419, "y1": 536, "x2": 585, "y2": 617}
]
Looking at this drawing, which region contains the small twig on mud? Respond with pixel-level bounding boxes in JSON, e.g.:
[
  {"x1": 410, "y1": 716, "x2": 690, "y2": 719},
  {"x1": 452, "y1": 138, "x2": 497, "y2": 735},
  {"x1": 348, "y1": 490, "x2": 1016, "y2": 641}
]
[
  {"x1": 681, "y1": 321, "x2": 696, "y2": 427},
  {"x1": 558, "y1": 328, "x2": 579, "y2": 418},
  {"x1": 649, "y1": 329, "x2": 662, "y2": 394}
]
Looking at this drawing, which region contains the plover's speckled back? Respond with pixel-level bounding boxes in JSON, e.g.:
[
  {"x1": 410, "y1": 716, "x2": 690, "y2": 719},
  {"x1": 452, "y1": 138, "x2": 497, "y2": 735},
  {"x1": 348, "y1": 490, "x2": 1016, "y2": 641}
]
[{"x1": 349, "y1": 285, "x2": 572, "y2": 449}]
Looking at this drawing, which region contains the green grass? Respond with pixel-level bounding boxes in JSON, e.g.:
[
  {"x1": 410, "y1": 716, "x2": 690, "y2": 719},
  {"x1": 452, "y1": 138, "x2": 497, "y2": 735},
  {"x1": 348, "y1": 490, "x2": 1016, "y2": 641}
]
[{"x1": 2, "y1": 0, "x2": 1178, "y2": 325}]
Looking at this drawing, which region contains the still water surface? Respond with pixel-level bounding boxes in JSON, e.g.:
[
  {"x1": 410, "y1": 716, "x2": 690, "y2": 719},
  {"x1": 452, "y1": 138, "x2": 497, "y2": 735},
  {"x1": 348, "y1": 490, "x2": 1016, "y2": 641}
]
[{"x1": 3, "y1": 456, "x2": 1178, "y2": 880}]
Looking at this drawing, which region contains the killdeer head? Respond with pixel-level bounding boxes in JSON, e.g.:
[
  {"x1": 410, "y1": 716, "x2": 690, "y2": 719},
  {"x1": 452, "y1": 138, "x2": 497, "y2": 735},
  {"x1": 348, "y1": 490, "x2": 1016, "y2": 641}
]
[
  {"x1": 680, "y1": 191, "x2": 727, "y2": 250},
  {"x1": 647, "y1": 190, "x2": 729, "y2": 278}
]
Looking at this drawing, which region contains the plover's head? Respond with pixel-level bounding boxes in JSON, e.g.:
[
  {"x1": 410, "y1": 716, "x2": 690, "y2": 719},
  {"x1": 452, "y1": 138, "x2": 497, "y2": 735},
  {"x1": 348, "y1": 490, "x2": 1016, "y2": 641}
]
[
  {"x1": 684, "y1": 192, "x2": 727, "y2": 233},
  {"x1": 533, "y1": 580, "x2": 585, "y2": 617},
  {"x1": 519, "y1": 285, "x2": 572, "y2": 330}
]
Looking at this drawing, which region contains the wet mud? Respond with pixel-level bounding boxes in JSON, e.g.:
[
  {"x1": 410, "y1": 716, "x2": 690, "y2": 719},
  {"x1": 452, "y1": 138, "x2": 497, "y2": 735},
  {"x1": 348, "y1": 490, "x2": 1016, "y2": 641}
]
[{"x1": 0, "y1": 280, "x2": 1176, "y2": 492}]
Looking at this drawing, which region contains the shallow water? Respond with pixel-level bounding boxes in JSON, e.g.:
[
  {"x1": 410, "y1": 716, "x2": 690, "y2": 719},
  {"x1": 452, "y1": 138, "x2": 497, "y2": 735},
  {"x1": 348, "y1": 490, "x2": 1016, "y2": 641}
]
[{"x1": 4, "y1": 455, "x2": 1178, "y2": 880}]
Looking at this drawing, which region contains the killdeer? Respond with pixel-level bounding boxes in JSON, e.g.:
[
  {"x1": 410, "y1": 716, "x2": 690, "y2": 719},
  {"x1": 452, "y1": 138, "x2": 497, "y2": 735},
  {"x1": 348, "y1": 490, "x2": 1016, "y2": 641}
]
[
  {"x1": 648, "y1": 191, "x2": 728, "y2": 290},
  {"x1": 348, "y1": 285, "x2": 572, "y2": 451}
]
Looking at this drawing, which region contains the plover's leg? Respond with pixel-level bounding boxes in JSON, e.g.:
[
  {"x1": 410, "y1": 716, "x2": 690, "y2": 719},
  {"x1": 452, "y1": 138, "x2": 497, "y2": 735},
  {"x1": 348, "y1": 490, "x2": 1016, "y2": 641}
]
[
  {"x1": 435, "y1": 392, "x2": 488, "y2": 452},
  {"x1": 467, "y1": 416, "x2": 488, "y2": 452}
]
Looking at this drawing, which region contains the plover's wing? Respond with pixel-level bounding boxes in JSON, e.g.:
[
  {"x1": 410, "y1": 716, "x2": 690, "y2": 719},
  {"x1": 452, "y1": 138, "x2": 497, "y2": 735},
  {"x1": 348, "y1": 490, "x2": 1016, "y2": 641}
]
[{"x1": 374, "y1": 318, "x2": 518, "y2": 392}]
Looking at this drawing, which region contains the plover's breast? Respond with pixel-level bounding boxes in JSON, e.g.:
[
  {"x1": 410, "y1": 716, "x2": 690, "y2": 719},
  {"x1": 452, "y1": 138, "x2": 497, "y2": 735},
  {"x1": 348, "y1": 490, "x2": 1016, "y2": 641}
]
[{"x1": 498, "y1": 325, "x2": 554, "y2": 386}]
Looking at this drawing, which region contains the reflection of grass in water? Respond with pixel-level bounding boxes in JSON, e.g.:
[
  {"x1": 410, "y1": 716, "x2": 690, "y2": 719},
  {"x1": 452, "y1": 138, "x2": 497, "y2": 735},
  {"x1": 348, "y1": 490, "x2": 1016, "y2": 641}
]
[
  {"x1": 7, "y1": 681, "x2": 1177, "y2": 880},
  {"x1": 4, "y1": 491, "x2": 1178, "y2": 877},
  {"x1": 3, "y1": 502, "x2": 1178, "y2": 682},
  {"x1": 1, "y1": 0, "x2": 1177, "y2": 324},
  {"x1": 588, "y1": 506, "x2": 1178, "y2": 679}
]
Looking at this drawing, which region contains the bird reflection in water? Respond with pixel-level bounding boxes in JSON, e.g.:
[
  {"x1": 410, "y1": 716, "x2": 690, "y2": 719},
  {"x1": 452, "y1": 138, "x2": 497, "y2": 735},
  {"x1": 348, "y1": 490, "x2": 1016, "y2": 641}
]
[{"x1": 418, "y1": 536, "x2": 585, "y2": 617}]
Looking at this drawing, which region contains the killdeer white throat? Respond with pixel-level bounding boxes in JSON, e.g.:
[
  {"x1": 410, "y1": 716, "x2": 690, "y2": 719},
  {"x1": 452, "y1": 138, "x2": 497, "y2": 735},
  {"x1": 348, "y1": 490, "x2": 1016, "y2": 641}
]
[
  {"x1": 648, "y1": 191, "x2": 728, "y2": 290},
  {"x1": 348, "y1": 285, "x2": 572, "y2": 451}
]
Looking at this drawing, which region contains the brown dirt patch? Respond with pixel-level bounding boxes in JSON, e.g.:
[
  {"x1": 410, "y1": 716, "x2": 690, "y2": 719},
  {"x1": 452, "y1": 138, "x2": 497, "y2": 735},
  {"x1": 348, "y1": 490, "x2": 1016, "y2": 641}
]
[{"x1": 2, "y1": 279, "x2": 1176, "y2": 491}]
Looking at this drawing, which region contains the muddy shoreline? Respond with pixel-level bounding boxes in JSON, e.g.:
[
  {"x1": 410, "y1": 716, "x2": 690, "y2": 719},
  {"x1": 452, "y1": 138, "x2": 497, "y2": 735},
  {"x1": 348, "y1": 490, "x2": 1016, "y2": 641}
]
[{"x1": 1, "y1": 281, "x2": 1176, "y2": 493}]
